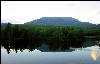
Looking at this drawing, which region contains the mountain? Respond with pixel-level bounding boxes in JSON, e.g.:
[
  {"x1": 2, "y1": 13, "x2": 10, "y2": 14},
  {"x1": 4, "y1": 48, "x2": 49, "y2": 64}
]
[
  {"x1": 25, "y1": 17, "x2": 80, "y2": 25},
  {"x1": 1, "y1": 23, "x2": 8, "y2": 25},
  {"x1": 1, "y1": 19, "x2": 12, "y2": 25},
  {"x1": 24, "y1": 17, "x2": 97, "y2": 28}
]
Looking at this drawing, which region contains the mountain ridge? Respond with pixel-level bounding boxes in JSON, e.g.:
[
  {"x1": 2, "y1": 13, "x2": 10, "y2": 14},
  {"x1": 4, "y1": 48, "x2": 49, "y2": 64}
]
[{"x1": 24, "y1": 17, "x2": 97, "y2": 28}]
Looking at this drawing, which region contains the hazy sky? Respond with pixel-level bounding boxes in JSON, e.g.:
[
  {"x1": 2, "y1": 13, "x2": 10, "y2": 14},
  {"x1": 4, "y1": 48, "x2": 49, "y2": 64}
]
[{"x1": 1, "y1": 1, "x2": 100, "y2": 24}]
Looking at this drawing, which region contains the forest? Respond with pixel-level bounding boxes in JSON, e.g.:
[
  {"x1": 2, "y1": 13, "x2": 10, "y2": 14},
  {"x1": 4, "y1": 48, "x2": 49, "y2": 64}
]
[{"x1": 1, "y1": 22, "x2": 100, "y2": 53}]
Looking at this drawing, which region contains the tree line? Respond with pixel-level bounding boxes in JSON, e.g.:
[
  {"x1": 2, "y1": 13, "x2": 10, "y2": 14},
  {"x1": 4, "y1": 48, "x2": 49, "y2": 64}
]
[{"x1": 1, "y1": 22, "x2": 100, "y2": 53}]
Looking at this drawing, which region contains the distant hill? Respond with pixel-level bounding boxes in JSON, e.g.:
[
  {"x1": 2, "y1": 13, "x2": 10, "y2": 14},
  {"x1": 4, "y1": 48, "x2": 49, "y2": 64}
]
[
  {"x1": 1, "y1": 23, "x2": 8, "y2": 26},
  {"x1": 24, "y1": 17, "x2": 98, "y2": 28},
  {"x1": 1, "y1": 19, "x2": 11, "y2": 26},
  {"x1": 1, "y1": 23, "x2": 8, "y2": 25}
]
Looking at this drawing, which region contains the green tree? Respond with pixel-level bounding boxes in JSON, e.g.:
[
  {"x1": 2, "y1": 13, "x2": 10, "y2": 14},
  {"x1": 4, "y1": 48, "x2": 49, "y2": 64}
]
[
  {"x1": 3, "y1": 22, "x2": 13, "y2": 40},
  {"x1": 13, "y1": 24, "x2": 20, "y2": 38}
]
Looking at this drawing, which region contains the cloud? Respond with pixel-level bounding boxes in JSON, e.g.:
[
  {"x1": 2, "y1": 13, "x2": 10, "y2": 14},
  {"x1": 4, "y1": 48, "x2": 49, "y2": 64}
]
[
  {"x1": 97, "y1": 11, "x2": 100, "y2": 15},
  {"x1": 64, "y1": 1, "x2": 80, "y2": 8},
  {"x1": 1, "y1": 1, "x2": 100, "y2": 24}
]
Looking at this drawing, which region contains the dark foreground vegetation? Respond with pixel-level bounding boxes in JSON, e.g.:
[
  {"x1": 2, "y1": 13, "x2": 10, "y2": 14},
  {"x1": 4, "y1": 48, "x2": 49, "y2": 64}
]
[{"x1": 1, "y1": 23, "x2": 100, "y2": 54}]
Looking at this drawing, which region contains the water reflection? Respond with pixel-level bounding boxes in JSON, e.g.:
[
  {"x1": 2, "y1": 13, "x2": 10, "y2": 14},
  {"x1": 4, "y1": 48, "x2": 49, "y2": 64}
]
[
  {"x1": 91, "y1": 46, "x2": 100, "y2": 61},
  {"x1": 1, "y1": 40, "x2": 100, "y2": 64},
  {"x1": 1, "y1": 39, "x2": 100, "y2": 54},
  {"x1": 68, "y1": 62, "x2": 78, "y2": 64},
  {"x1": 1, "y1": 38, "x2": 86, "y2": 54}
]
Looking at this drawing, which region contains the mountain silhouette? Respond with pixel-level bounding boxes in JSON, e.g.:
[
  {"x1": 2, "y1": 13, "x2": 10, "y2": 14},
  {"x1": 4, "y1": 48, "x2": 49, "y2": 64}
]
[{"x1": 25, "y1": 17, "x2": 97, "y2": 28}]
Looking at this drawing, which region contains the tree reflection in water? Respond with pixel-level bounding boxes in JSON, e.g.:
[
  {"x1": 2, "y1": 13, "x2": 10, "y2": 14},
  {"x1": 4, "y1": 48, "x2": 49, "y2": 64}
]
[{"x1": 1, "y1": 38, "x2": 85, "y2": 54}]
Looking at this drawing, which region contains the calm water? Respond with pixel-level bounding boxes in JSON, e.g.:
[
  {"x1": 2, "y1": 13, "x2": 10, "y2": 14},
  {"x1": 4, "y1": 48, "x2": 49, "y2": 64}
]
[{"x1": 1, "y1": 43, "x2": 100, "y2": 64}]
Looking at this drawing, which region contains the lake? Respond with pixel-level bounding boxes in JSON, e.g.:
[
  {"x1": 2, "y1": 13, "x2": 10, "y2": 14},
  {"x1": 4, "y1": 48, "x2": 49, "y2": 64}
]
[{"x1": 1, "y1": 41, "x2": 100, "y2": 64}]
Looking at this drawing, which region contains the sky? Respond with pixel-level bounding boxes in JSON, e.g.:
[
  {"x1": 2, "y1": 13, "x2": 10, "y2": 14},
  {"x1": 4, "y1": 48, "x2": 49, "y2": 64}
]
[{"x1": 1, "y1": 1, "x2": 100, "y2": 24}]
